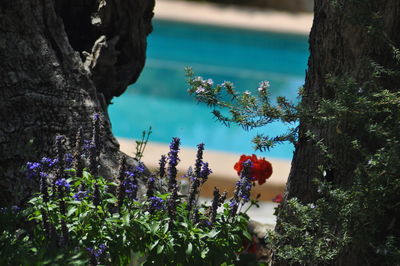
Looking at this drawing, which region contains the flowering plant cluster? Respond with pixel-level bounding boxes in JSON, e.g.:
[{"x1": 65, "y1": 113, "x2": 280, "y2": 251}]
[{"x1": 0, "y1": 115, "x2": 269, "y2": 265}]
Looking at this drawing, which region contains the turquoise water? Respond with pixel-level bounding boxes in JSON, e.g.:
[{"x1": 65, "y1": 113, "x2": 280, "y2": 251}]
[{"x1": 109, "y1": 20, "x2": 309, "y2": 159}]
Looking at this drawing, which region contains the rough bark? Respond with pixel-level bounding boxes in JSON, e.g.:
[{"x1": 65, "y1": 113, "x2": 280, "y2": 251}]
[
  {"x1": 276, "y1": 0, "x2": 400, "y2": 264},
  {"x1": 0, "y1": 0, "x2": 155, "y2": 206},
  {"x1": 286, "y1": 0, "x2": 400, "y2": 203}
]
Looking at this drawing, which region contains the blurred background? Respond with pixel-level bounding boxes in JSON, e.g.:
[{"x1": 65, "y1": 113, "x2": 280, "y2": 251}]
[{"x1": 182, "y1": 0, "x2": 313, "y2": 12}]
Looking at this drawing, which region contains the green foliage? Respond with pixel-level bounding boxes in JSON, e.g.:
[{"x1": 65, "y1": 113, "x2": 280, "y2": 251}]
[
  {"x1": 135, "y1": 127, "x2": 152, "y2": 161},
  {"x1": 1, "y1": 137, "x2": 260, "y2": 265},
  {"x1": 186, "y1": 67, "x2": 298, "y2": 152}
]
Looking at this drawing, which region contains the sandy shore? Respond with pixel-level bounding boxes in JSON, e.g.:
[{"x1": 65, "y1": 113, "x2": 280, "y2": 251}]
[
  {"x1": 154, "y1": 0, "x2": 313, "y2": 34},
  {"x1": 118, "y1": 139, "x2": 290, "y2": 201}
]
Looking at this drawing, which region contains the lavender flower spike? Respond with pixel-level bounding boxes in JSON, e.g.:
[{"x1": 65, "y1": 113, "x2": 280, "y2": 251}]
[
  {"x1": 194, "y1": 143, "x2": 204, "y2": 179},
  {"x1": 167, "y1": 137, "x2": 180, "y2": 190},
  {"x1": 158, "y1": 155, "x2": 167, "y2": 178}
]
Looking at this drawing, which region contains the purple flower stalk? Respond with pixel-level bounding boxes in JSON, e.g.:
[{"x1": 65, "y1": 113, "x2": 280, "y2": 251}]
[
  {"x1": 167, "y1": 137, "x2": 180, "y2": 191},
  {"x1": 159, "y1": 155, "x2": 167, "y2": 178},
  {"x1": 123, "y1": 179, "x2": 138, "y2": 200},
  {"x1": 200, "y1": 162, "x2": 212, "y2": 184},
  {"x1": 187, "y1": 175, "x2": 200, "y2": 213},
  {"x1": 194, "y1": 143, "x2": 204, "y2": 179},
  {"x1": 210, "y1": 187, "x2": 221, "y2": 224},
  {"x1": 167, "y1": 184, "x2": 178, "y2": 220},
  {"x1": 229, "y1": 159, "x2": 253, "y2": 219},
  {"x1": 40, "y1": 172, "x2": 49, "y2": 203}
]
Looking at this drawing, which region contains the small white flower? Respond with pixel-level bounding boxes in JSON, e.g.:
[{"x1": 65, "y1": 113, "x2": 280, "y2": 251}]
[
  {"x1": 244, "y1": 90, "x2": 251, "y2": 95},
  {"x1": 309, "y1": 203, "x2": 316, "y2": 209},
  {"x1": 196, "y1": 86, "x2": 206, "y2": 94},
  {"x1": 206, "y1": 78, "x2": 214, "y2": 86},
  {"x1": 258, "y1": 80, "x2": 270, "y2": 92},
  {"x1": 194, "y1": 76, "x2": 203, "y2": 82}
]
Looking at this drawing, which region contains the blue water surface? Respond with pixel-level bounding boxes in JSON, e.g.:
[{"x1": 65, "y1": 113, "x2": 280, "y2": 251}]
[{"x1": 109, "y1": 20, "x2": 309, "y2": 159}]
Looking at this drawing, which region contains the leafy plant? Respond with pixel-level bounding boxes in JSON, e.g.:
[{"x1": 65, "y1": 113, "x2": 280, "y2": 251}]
[{"x1": 1, "y1": 115, "x2": 267, "y2": 265}]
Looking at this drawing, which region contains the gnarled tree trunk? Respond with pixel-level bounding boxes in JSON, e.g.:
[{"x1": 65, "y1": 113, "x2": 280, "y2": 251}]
[{"x1": 0, "y1": 0, "x2": 155, "y2": 206}]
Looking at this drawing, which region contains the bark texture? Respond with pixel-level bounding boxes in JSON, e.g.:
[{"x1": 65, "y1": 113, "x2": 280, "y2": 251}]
[
  {"x1": 276, "y1": 0, "x2": 400, "y2": 264},
  {"x1": 286, "y1": 0, "x2": 400, "y2": 203},
  {"x1": 0, "y1": 0, "x2": 155, "y2": 206}
]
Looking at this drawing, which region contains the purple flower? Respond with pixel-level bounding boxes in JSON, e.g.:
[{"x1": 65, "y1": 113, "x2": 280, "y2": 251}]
[
  {"x1": 135, "y1": 162, "x2": 145, "y2": 173},
  {"x1": 149, "y1": 196, "x2": 165, "y2": 212},
  {"x1": 55, "y1": 178, "x2": 70, "y2": 191},
  {"x1": 123, "y1": 179, "x2": 138, "y2": 200},
  {"x1": 229, "y1": 199, "x2": 239, "y2": 217},
  {"x1": 26, "y1": 162, "x2": 41, "y2": 179},
  {"x1": 167, "y1": 137, "x2": 180, "y2": 190},
  {"x1": 73, "y1": 191, "x2": 88, "y2": 201},
  {"x1": 87, "y1": 243, "x2": 107, "y2": 258},
  {"x1": 83, "y1": 140, "x2": 94, "y2": 152},
  {"x1": 27, "y1": 162, "x2": 41, "y2": 171},
  {"x1": 200, "y1": 162, "x2": 212, "y2": 183},
  {"x1": 40, "y1": 157, "x2": 58, "y2": 168},
  {"x1": 93, "y1": 113, "x2": 100, "y2": 121},
  {"x1": 125, "y1": 171, "x2": 135, "y2": 178}
]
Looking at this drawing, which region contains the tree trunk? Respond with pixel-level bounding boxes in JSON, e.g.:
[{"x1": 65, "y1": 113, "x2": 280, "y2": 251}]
[
  {"x1": 0, "y1": 0, "x2": 155, "y2": 206},
  {"x1": 276, "y1": 0, "x2": 400, "y2": 264}
]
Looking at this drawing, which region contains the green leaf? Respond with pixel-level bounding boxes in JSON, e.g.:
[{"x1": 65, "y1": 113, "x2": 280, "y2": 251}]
[
  {"x1": 67, "y1": 207, "x2": 78, "y2": 217},
  {"x1": 162, "y1": 223, "x2": 169, "y2": 235},
  {"x1": 206, "y1": 230, "x2": 219, "y2": 238},
  {"x1": 105, "y1": 197, "x2": 117, "y2": 204},
  {"x1": 186, "y1": 242, "x2": 193, "y2": 255},
  {"x1": 149, "y1": 239, "x2": 160, "y2": 251},
  {"x1": 157, "y1": 244, "x2": 164, "y2": 254},
  {"x1": 123, "y1": 213, "x2": 130, "y2": 226},
  {"x1": 243, "y1": 230, "x2": 252, "y2": 240},
  {"x1": 150, "y1": 222, "x2": 161, "y2": 233}
]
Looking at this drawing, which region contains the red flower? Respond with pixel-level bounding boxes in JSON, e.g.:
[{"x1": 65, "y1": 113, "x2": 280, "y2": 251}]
[
  {"x1": 234, "y1": 154, "x2": 272, "y2": 185},
  {"x1": 272, "y1": 193, "x2": 283, "y2": 203}
]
